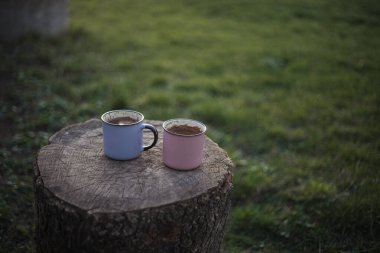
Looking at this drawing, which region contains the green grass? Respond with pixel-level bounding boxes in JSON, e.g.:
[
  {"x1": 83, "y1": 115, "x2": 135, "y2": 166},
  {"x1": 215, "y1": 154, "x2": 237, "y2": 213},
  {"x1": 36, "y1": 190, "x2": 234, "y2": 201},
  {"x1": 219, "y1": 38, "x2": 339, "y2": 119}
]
[{"x1": 1, "y1": 0, "x2": 380, "y2": 252}]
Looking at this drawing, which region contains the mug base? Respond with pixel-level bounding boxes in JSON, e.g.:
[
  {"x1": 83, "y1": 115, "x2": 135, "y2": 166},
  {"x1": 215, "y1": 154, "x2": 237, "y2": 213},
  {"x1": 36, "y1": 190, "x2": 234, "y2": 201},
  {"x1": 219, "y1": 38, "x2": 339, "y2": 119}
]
[
  {"x1": 163, "y1": 162, "x2": 201, "y2": 171},
  {"x1": 104, "y1": 153, "x2": 141, "y2": 161}
]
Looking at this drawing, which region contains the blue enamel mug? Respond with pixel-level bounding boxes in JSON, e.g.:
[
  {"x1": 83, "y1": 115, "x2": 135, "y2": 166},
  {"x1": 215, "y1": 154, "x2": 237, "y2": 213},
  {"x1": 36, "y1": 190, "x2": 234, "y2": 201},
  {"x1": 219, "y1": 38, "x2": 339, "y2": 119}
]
[{"x1": 101, "y1": 110, "x2": 158, "y2": 160}]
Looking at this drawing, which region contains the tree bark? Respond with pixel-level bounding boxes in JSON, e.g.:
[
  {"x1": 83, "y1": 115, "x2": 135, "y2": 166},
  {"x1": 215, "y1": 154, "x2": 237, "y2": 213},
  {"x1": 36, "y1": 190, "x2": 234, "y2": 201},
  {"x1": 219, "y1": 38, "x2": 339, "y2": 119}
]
[
  {"x1": 0, "y1": 0, "x2": 69, "y2": 41},
  {"x1": 34, "y1": 119, "x2": 233, "y2": 253}
]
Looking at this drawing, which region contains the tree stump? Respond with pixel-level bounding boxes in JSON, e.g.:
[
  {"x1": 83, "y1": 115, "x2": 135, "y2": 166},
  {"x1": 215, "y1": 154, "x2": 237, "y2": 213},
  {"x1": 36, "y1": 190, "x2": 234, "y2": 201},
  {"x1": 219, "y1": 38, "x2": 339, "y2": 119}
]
[{"x1": 34, "y1": 119, "x2": 233, "y2": 253}]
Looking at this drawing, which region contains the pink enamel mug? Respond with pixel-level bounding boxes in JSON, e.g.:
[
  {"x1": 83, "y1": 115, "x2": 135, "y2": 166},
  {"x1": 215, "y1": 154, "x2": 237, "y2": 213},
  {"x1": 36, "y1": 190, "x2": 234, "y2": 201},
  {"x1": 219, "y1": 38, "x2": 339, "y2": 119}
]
[{"x1": 162, "y1": 118, "x2": 207, "y2": 170}]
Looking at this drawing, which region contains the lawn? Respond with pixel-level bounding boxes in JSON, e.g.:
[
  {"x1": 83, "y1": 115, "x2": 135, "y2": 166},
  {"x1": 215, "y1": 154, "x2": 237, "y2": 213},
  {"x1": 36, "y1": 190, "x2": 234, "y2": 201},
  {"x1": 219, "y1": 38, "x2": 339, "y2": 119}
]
[{"x1": 1, "y1": 0, "x2": 380, "y2": 252}]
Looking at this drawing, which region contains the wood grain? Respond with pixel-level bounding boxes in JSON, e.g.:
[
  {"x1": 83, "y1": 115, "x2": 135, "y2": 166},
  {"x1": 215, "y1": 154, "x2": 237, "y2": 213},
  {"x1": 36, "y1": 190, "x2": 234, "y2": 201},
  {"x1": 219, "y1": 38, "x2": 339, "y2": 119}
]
[{"x1": 36, "y1": 119, "x2": 232, "y2": 213}]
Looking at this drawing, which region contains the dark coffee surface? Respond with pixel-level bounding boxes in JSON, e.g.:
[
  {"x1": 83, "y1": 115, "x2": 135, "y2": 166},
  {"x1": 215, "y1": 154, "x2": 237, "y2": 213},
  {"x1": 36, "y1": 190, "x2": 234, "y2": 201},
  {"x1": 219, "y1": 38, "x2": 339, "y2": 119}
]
[
  {"x1": 168, "y1": 124, "x2": 202, "y2": 135},
  {"x1": 108, "y1": 116, "x2": 138, "y2": 125}
]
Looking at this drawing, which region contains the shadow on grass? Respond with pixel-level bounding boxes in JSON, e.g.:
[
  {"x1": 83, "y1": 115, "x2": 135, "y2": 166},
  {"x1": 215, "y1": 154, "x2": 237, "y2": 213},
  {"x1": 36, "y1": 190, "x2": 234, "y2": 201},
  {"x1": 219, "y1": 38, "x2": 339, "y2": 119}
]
[{"x1": 0, "y1": 28, "x2": 104, "y2": 253}]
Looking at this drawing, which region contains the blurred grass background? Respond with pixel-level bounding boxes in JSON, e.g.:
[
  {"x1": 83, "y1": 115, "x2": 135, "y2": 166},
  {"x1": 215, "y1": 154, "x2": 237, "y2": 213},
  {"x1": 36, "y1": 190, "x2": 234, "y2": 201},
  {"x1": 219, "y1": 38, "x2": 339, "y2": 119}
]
[{"x1": 1, "y1": 0, "x2": 380, "y2": 252}]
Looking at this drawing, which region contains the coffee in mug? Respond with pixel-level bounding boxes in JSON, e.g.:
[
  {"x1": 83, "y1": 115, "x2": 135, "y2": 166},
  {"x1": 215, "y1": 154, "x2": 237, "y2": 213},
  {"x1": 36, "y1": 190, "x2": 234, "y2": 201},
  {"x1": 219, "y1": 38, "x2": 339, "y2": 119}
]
[
  {"x1": 108, "y1": 116, "x2": 138, "y2": 125},
  {"x1": 166, "y1": 124, "x2": 203, "y2": 135}
]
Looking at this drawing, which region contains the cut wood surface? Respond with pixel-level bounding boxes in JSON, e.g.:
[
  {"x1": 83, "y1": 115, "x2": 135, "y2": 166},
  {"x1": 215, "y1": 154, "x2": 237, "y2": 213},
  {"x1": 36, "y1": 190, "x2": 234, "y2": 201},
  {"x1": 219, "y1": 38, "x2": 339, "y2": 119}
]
[{"x1": 35, "y1": 119, "x2": 233, "y2": 253}]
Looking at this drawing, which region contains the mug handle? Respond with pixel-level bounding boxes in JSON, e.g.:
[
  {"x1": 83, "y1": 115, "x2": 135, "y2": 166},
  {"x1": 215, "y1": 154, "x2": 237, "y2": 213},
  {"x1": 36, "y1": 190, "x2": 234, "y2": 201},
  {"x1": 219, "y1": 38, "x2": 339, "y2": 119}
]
[{"x1": 142, "y1": 124, "x2": 159, "y2": 151}]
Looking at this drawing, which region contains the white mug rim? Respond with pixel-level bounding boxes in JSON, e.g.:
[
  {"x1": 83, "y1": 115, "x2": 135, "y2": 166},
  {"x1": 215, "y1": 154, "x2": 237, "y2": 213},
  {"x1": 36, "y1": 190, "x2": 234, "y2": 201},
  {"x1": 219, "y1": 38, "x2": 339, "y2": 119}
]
[
  {"x1": 101, "y1": 110, "x2": 144, "y2": 126},
  {"x1": 163, "y1": 118, "x2": 207, "y2": 137}
]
